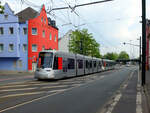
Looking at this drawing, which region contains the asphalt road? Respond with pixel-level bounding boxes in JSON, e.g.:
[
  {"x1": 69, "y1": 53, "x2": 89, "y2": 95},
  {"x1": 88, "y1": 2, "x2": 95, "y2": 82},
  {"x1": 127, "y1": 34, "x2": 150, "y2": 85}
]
[{"x1": 0, "y1": 66, "x2": 137, "y2": 113}]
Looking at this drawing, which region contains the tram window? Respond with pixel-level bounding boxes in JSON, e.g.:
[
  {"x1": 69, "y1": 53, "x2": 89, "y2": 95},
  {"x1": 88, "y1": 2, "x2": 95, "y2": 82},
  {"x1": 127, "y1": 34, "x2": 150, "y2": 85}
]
[
  {"x1": 78, "y1": 59, "x2": 83, "y2": 69},
  {"x1": 93, "y1": 61, "x2": 96, "y2": 67},
  {"x1": 99, "y1": 61, "x2": 102, "y2": 67},
  {"x1": 53, "y1": 56, "x2": 58, "y2": 70},
  {"x1": 90, "y1": 61, "x2": 92, "y2": 68},
  {"x1": 68, "y1": 58, "x2": 75, "y2": 69},
  {"x1": 86, "y1": 60, "x2": 89, "y2": 68}
]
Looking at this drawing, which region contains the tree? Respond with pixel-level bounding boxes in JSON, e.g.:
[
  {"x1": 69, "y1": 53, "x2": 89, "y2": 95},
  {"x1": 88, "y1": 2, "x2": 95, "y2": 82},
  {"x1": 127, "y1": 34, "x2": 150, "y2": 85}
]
[
  {"x1": 69, "y1": 29, "x2": 101, "y2": 58},
  {"x1": 103, "y1": 52, "x2": 118, "y2": 60},
  {"x1": 118, "y1": 51, "x2": 129, "y2": 60},
  {"x1": 0, "y1": 2, "x2": 4, "y2": 14}
]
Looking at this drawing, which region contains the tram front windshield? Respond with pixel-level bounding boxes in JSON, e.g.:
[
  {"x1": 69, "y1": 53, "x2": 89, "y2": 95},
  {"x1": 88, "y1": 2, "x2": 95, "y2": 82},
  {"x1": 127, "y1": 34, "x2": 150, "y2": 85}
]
[{"x1": 37, "y1": 52, "x2": 53, "y2": 68}]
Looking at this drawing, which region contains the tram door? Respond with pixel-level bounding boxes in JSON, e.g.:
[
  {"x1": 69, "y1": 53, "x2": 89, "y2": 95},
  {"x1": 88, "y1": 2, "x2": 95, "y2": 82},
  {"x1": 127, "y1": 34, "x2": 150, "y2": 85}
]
[{"x1": 63, "y1": 59, "x2": 68, "y2": 73}]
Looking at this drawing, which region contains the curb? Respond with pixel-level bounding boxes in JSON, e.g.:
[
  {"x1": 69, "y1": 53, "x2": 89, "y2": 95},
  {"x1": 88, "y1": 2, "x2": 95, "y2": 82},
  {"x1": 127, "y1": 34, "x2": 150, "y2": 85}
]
[{"x1": 143, "y1": 85, "x2": 150, "y2": 113}]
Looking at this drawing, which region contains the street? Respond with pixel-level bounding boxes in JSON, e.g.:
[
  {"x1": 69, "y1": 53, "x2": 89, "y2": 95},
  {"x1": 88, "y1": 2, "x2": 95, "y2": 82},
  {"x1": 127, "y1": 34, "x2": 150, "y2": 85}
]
[{"x1": 0, "y1": 66, "x2": 139, "y2": 113}]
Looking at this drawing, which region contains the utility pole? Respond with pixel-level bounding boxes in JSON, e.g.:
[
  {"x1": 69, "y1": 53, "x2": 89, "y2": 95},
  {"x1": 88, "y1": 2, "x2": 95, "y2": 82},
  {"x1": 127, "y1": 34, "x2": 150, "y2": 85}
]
[
  {"x1": 139, "y1": 36, "x2": 141, "y2": 70},
  {"x1": 142, "y1": 0, "x2": 146, "y2": 86}
]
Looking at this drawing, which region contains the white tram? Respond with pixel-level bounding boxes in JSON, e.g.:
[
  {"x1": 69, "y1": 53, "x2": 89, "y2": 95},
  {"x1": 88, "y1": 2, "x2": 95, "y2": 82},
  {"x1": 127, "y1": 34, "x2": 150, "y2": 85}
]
[{"x1": 34, "y1": 50, "x2": 116, "y2": 80}]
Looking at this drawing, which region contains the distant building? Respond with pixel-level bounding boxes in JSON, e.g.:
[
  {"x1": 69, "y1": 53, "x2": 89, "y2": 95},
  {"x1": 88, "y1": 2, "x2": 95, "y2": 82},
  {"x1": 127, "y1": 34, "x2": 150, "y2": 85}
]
[
  {"x1": 0, "y1": 3, "x2": 28, "y2": 71},
  {"x1": 0, "y1": 3, "x2": 58, "y2": 72},
  {"x1": 146, "y1": 19, "x2": 150, "y2": 70},
  {"x1": 58, "y1": 30, "x2": 72, "y2": 52}
]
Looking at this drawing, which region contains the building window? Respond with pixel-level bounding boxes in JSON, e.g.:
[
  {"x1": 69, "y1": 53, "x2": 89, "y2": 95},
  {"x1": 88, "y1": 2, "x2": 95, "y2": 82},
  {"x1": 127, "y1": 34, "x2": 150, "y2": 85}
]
[
  {"x1": 9, "y1": 27, "x2": 14, "y2": 34},
  {"x1": 23, "y1": 28, "x2": 27, "y2": 35},
  {"x1": 0, "y1": 27, "x2": 4, "y2": 35},
  {"x1": 9, "y1": 44, "x2": 14, "y2": 52},
  {"x1": 41, "y1": 17, "x2": 43, "y2": 22},
  {"x1": 42, "y1": 46, "x2": 45, "y2": 51},
  {"x1": 42, "y1": 30, "x2": 45, "y2": 37},
  {"x1": 49, "y1": 33, "x2": 52, "y2": 40},
  {"x1": 32, "y1": 28, "x2": 37, "y2": 35},
  {"x1": 4, "y1": 14, "x2": 8, "y2": 19},
  {"x1": 32, "y1": 44, "x2": 37, "y2": 52},
  {"x1": 44, "y1": 19, "x2": 46, "y2": 24},
  {"x1": 54, "y1": 35, "x2": 57, "y2": 42},
  {"x1": 18, "y1": 60, "x2": 22, "y2": 68},
  {"x1": 0, "y1": 44, "x2": 4, "y2": 52},
  {"x1": 23, "y1": 44, "x2": 27, "y2": 52}
]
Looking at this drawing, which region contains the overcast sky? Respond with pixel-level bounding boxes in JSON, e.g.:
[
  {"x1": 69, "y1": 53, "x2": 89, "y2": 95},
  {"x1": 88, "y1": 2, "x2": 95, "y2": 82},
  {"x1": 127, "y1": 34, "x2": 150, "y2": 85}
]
[{"x1": 1, "y1": 0, "x2": 150, "y2": 58}]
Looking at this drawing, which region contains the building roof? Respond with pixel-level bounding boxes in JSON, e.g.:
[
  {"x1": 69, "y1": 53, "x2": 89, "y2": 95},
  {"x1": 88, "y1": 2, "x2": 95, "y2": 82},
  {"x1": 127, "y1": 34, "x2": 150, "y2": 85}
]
[
  {"x1": 4, "y1": 3, "x2": 15, "y2": 15},
  {"x1": 16, "y1": 7, "x2": 39, "y2": 23}
]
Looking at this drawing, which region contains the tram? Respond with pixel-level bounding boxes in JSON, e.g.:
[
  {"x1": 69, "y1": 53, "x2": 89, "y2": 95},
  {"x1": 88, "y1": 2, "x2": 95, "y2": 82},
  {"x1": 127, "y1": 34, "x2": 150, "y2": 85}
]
[{"x1": 34, "y1": 50, "x2": 116, "y2": 80}]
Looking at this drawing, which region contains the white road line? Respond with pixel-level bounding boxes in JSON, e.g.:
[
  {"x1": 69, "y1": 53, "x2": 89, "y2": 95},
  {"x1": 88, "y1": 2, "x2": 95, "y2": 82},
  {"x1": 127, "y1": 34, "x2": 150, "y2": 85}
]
[
  {"x1": 0, "y1": 82, "x2": 60, "y2": 89},
  {"x1": 0, "y1": 84, "x2": 29, "y2": 89},
  {"x1": 104, "y1": 70, "x2": 135, "y2": 113},
  {"x1": 106, "y1": 93, "x2": 122, "y2": 113},
  {"x1": 41, "y1": 85, "x2": 68, "y2": 89},
  {"x1": 0, "y1": 87, "x2": 37, "y2": 92},
  {"x1": 0, "y1": 92, "x2": 45, "y2": 99}
]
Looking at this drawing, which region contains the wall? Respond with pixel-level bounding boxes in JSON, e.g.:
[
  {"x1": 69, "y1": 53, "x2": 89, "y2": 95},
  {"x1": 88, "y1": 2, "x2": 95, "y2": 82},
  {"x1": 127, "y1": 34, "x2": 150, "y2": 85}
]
[{"x1": 58, "y1": 30, "x2": 72, "y2": 53}]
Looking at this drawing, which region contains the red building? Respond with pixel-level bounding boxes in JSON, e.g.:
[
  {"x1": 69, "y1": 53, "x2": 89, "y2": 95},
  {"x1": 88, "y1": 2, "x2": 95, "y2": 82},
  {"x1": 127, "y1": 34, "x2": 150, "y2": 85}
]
[
  {"x1": 146, "y1": 20, "x2": 150, "y2": 70},
  {"x1": 28, "y1": 5, "x2": 58, "y2": 71}
]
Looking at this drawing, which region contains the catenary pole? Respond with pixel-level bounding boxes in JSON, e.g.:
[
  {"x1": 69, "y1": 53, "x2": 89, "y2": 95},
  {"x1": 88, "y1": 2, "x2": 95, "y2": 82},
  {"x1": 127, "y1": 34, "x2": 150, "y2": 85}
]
[{"x1": 142, "y1": 0, "x2": 146, "y2": 86}]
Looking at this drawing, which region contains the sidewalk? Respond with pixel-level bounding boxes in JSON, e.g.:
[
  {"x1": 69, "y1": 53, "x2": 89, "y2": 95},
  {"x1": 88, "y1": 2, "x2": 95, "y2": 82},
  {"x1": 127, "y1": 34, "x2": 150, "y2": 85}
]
[
  {"x1": 0, "y1": 71, "x2": 34, "y2": 76},
  {"x1": 143, "y1": 70, "x2": 150, "y2": 113},
  {"x1": 0, "y1": 71, "x2": 34, "y2": 80}
]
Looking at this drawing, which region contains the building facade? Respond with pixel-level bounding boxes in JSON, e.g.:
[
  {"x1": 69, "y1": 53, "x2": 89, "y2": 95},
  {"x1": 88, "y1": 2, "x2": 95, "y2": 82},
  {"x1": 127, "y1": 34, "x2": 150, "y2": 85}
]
[
  {"x1": 58, "y1": 30, "x2": 72, "y2": 52},
  {"x1": 0, "y1": 3, "x2": 28, "y2": 71},
  {"x1": 0, "y1": 3, "x2": 58, "y2": 72},
  {"x1": 17, "y1": 5, "x2": 58, "y2": 71},
  {"x1": 27, "y1": 5, "x2": 58, "y2": 71}
]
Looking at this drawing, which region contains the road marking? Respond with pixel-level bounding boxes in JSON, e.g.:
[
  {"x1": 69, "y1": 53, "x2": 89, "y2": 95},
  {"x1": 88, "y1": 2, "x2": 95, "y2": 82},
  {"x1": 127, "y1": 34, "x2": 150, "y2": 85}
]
[
  {"x1": 0, "y1": 82, "x2": 60, "y2": 89},
  {"x1": 0, "y1": 71, "x2": 107, "y2": 113},
  {"x1": 41, "y1": 85, "x2": 69, "y2": 89},
  {"x1": 46, "y1": 89, "x2": 67, "y2": 93},
  {"x1": 100, "y1": 69, "x2": 136, "y2": 113},
  {"x1": 0, "y1": 81, "x2": 28, "y2": 85},
  {"x1": 106, "y1": 93, "x2": 122, "y2": 113},
  {"x1": 0, "y1": 84, "x2": 29, "y2": 89},
  {"x1": 0, "y1": 86, "x2": 76, "y2": 113},
  {"x1": 0, "y1": 92, "x2": 45, "y2": 99},
  {"x1": 136, "y1": 70, "x2": 142, "y2": 113},
  {"x1": 0, "y1": 87, "x2": 37, "y2": 92}
]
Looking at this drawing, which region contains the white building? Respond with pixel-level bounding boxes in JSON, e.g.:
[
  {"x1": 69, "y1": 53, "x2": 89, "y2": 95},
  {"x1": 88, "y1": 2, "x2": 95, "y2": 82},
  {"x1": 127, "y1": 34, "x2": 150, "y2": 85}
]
[{"x1": 58, "y1": 30, "x2": 72, "y2": 52}]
